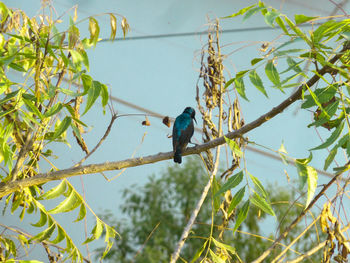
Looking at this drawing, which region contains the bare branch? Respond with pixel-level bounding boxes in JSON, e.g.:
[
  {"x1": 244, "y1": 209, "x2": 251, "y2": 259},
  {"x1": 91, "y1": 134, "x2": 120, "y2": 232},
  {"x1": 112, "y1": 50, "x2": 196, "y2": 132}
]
[
  {"x1": 286, "y1": 223, "x2": 350, "y2": 263},
  {"x1": 251, "y1": 169, "x2": 345, "y2": 263},
  {"x1": 75, "y1": 114, "x2": 118, "y2": 166},
  {"x1": 0, "y1": 42, "x2": 348, "y2": 199}
]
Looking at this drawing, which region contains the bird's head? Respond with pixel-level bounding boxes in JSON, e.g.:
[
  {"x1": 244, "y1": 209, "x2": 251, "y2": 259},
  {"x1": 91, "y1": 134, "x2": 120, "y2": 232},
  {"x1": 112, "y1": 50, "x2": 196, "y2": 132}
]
[{"x1": 183, "y1": 107, "x2": 197, "y2": 124}]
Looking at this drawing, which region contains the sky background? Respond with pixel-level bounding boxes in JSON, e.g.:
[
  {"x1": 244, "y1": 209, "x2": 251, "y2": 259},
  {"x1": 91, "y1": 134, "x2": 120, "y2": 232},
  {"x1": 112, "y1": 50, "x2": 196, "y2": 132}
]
[{"x1": 2, "y1": 0, "x2": 350, "y2": 261}]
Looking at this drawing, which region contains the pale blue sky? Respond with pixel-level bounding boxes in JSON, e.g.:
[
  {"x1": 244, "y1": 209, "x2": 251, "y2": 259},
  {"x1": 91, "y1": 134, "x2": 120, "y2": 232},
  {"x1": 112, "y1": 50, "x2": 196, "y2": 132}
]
[{"x1": 2, "y1": 0, "x2": 349, "y2": 261}]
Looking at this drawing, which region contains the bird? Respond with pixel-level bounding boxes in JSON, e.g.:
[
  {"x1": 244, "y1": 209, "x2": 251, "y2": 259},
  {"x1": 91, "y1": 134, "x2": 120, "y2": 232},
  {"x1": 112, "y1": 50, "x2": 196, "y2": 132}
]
[{"x1": 172, "y1": 107, "x2": 196, "y2": 164}]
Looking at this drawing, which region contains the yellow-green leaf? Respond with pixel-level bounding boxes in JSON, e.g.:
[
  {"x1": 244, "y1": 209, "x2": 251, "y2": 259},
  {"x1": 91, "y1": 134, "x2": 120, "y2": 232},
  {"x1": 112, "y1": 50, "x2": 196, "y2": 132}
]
[
  {"x1": 222, "y1": 4, "x2": 257, "y2": 19},
  {"x1": 31, "y1": 210, "x2": 47, "y2": 227},
  {"x1": 224, "y1": 136, "x2": 243, "y2": 157},
  {"x1": 228, "y1": 186, "x2": 245, "y2": 214},
  {"x1": 215, "y1": 170, "x2": 244, "y2": 197},
  {"x1": 49, "y1": 190, "x2": 82, "y2": 214},
  {"x1": 109, "y1": 13, "x2": 117, "y2": 40},
  {"x1": 83, "y1": 80, "x2": 101, "y2": 115},
  {"x1": 250, "y1": 193, "x2": 275, "y2": 216},
  {"x1": 233, "y1": 200, "x2": 250, "y2": 233},
  {"x1": 249, "y1": 70, "x2": 267, "y2": 97},
  {"x1": 305, "y1": 166, "x2": 318, "y2": 208},
  {"x1": 31, "y1": 223, "x2": 56, "y2": 242},
  {"x1": 51, "y1": 116, "x2": 71, "y2": 141}
]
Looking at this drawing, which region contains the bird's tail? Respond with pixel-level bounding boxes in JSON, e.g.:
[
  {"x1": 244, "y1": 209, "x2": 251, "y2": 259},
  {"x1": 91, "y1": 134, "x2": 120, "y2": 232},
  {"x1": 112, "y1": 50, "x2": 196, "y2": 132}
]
[{"x1": 174, "y1": 150, "x2": 182, "y2": 164}]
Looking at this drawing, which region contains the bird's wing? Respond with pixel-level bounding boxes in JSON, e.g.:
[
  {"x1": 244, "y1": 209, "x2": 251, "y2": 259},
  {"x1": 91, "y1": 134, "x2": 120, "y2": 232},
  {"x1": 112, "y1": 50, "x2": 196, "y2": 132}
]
[{"x1": 174, "y1": 115, "x2": 193, "y2": 150}]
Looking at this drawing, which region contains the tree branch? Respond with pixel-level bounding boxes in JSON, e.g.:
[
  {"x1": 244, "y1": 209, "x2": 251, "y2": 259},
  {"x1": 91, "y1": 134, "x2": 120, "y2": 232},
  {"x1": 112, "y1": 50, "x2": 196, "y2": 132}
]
[
  {"x1": 0, "y1": 42, "x2": 348, "y2": 199},
  {"x1": 251, "y1": 169, "x2": 345, "y2": 263}
]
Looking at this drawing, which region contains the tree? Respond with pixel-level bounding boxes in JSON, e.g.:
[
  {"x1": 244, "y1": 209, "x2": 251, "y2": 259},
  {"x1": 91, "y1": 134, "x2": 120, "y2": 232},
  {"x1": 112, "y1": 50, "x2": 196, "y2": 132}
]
[
  {"x1": 0, "y1": 2, "x2": 130, "y2": 261},
  {"x1": 96, "y1": 158, "x2": 324, "y2": 262},
  {"x1": 1, "y1": 1, "x2": 350, "y2": 262}
]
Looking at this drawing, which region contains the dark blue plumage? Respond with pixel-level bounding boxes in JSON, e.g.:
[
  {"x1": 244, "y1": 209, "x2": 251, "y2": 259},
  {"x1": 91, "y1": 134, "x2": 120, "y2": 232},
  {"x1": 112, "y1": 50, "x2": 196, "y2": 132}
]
[{"x1": 172, "y1": 107, "x2": 196, "y2": 164}]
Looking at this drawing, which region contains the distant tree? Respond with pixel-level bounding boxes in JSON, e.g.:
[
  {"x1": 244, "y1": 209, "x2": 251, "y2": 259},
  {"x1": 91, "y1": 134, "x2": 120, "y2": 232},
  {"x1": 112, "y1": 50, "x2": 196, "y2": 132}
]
[{"x1": 96, "y1": 158, "x2": 324, "y2": 262}]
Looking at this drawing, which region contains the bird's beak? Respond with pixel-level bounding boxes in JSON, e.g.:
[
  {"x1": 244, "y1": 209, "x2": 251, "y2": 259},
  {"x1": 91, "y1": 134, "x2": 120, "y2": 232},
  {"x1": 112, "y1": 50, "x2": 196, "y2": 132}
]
[{"x1": 194, "y1": 116, "x2": 197, "y2": 124}]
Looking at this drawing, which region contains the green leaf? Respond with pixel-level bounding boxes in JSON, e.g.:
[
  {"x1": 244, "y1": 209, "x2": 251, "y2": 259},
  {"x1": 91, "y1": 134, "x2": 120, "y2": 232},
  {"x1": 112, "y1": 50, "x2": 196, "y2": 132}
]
[
  {"x1": 308, "y1": 100, "x2": 340, "y2": 128},
  {"x1": 31, "y1": 223, "x2": 56, "y2": 242},
  {"x1": 0, "y1": 90, "x2": 20, "y2": 107},
  {"x1": 44, "y1": 103, "x2": 63, "y2": 118},
  {"x1": 284, "y1": 16, "x2": 311, "y2": 46},
  {"x1": 301, "y1": 85, "x2": 337, "y2": 109},
  {"x1": 70, "y1": 50, "x2": 84, "y2": 65},
  {"x1": 100, "y1": 83, "x2": 109, "y2": 107},
  {"x1": 11, "y1": 193, "x2": 23, "y2": 214},
  {"x1": 59, "y1": 88, "x2": 84, "y2": 97},
  {"x1": 191, "y1": 240, "x2": 208, "y2": 263},
  {"x1": 264, "y1": 10, "x2": 280, "y2": 27},
  {"x1": 251, "y1": 57, "x2": 264, "y2": 66},
  {"x1": 311, "y1": 121, "x2": 344, "y2": 150},
  {"x1": 305, "y1": 166, "x2": 318, "y2": 208},
  {"x1": 233, "y1": 200, "x2": 250, "y2": 233},
  {"x1": 235, "y1": 77, "x2": 248, "y2": 101},
  {"x1": 324, "y1": 146, "x2": 337, "y2": 171},
  {"x1": 94, "y1": 219, "x2": 104, "y2": 240},
  {"x1": 249, "y1": 70, "x2": 267, "y2": 97},
  {"x1": 51, "y1": 116, "x2": 71, "y2": 141},
  {"x1": 83, "y1": 80, "x2": 101, "y2": 115},
  {"x1": 0, "y1": 2, "x2": 10, "y2": 23},
  {"x1": 222, "y1": 4, "x2": 257, "y2": 19},
  {"x1": 275, "y1": 16, "x2": 289, "y2": 35},
  {"x1": 50, "y1": 225, "x2": 66, "y2": 244},
  {"x1": 9, "y1": 62, "x2": 26, "y2": 72},
  {"x1": 333, "y1": 163, "x2": 350, "y2": 175},
  {"x1": 236, "y1": 70, "x2": 250, "y2": 79},
  {"x1": 265, "y1": 60, "x2": 281, "y2": 88},
  {"x1": 74, "y1": 204, "x2": 87, "y2": 222},
  {"x1": 215, "y1": 170, "x2": 244, "y2": 197},
  {"x1": 81, "y1": 74, "x2": 93, "y2": 93},
  {"x1": 285, "y1": 57, "x2": 302, "y2": 73},
  {"x1": 250, "y1": 193, "x2": 275, "y2": 216},
  {"x1": 39, "y1": 181, "x2": 67, "y2": 200},
  {"x1": 295, "y1": 153, "x2": 313, "y2": 189},
  {"x1": 249, "y1": 173, "x2": 268, "y2": 198},
  {"x1": 212, "y1": 176, "x2": 221, "y2": 213},
  {"x1": 209, "y1": 249, "x2": 226, "y2": 263},
  {"x1": 38, "y1": 183, "x2": 67, "y2": 200},
  {"x1": 294, "y1": 14, "x2": 317, "y2": 25},
  {"x1": 224, "y1": 78, "x2": 234, "y2": 90},
  {"x1": 224, "y1": 136, "x2": 243, "y2": 157},
  {"x1": 243, "y1": 6, "x2": 265, "y2": 21},
  {"x1": 227, "y1": 186, "x2": 245, "y2": 214},
  {"x1": 49, "y1": 190, "x2": 82, "y2": 214},
  {"x1": 22, "y1": 98, "x2": 43, "y2": 120},
  {"x1": 104, "y1": 224, "x2": 117, "y2": 242},
  {"x1": 31, "y1": 210, "x2": 48, "y2": 227},
  {"x1": 102, "y1": 224, "x2": 117, "y2": 258},
  {"x1": 212, "y1": 237, "x2": 235, "y2": 254}
]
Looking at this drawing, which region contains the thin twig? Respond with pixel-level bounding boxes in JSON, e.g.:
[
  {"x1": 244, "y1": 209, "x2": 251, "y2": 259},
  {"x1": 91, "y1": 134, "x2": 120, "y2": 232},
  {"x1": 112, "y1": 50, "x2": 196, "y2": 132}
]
[
  {"x1": 75, "y1": 114, "x2": 118, "y2": 166},
  {"x1": 0, "y1": 42, "x2": 348, "y2": 199},
  {"x1": 286, "y1": 223, "x2": 350, "y2": 263},
  {"x1": 271, "y1": 214, "x2": 321, "y2": 263},
  {"x1": 132, "y1": 221, "x2": 160, "y2": 262},
  {"x1": 171, "y1": 19, "x2": 224, "y2": 263},
  {"x1": 0, "y1": 223, "x2": 91, "y2": 263},
  {"x1": 251, "y1": 169, "x2": 346, "y2": 263}
]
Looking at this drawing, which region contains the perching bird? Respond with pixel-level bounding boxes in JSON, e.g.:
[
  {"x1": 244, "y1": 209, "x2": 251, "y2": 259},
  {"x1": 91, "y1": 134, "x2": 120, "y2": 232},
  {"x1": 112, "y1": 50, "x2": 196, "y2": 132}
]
[{"x1": 172, "y1": 107, "x2": 196, "y2": 164}]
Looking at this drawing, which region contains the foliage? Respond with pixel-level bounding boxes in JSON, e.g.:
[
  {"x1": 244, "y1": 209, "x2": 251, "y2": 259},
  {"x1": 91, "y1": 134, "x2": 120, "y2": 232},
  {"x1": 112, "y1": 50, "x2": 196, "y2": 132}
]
[
  {"x1": 96, "y1": 158, "x2": 324, "y2": 262},
  {"x1": 1, "y1": 0, "x2": 350, "y2": 262},
  {"x1": 0, "y1": 2, "x2": 129, "y2": 261}
]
